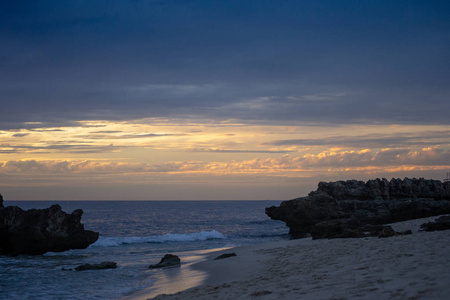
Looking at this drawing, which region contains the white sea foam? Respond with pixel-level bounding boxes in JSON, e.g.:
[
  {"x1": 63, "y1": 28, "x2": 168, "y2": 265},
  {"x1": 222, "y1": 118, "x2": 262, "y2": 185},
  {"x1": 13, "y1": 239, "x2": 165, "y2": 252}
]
[{"x1": 91, "y1": 230, "x2": 226, "y2": 247}]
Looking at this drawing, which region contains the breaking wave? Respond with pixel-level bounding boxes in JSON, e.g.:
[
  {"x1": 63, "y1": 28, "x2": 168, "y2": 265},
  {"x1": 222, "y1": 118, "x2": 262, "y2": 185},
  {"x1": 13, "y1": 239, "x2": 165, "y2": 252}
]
[{"x1": 91, "y1": 230, "x2": 226, "y2": 247}]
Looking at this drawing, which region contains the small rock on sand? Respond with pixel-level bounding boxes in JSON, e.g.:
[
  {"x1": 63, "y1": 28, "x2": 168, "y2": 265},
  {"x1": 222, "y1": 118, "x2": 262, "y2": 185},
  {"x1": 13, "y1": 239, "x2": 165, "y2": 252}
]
[
  {"x1": 214, "y1": 253, "x2": 237, "y2": 260},
  {"x1": 149, "y1": 254, "x2": 181, "y2": 269}
]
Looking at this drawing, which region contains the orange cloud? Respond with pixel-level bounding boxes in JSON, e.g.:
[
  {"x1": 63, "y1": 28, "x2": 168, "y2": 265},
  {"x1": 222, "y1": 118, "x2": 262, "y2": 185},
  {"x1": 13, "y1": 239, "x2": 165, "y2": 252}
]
[{"x1": 1, "y1": 147, "x2": 448, "y2": 178}]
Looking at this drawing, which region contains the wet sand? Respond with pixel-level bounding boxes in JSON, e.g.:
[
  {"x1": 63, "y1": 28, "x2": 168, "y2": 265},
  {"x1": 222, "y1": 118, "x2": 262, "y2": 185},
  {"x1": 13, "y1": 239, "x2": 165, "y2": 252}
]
[{"x1": 144, "y1": 216, "x2": 450, "y2": 299}]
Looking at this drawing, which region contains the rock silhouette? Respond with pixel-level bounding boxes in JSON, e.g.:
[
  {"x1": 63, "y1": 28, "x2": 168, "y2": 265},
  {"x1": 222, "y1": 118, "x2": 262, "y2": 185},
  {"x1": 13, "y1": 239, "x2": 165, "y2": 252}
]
[
  {"x1": 0, "y1": 203, "x2": 99, "y2": 256},
  {"x1": 149, "y1": 254, "x2": 181, "y2": 268},
  {"x1": 266, "y1": 178, "x2": 450, "y2": 239}
]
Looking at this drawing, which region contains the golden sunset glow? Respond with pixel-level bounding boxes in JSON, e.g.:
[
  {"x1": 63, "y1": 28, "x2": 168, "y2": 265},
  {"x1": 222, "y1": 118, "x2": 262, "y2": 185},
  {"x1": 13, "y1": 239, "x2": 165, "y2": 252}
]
[{"x1": 1, "y1": 118, "x2": 449, "y2": 200}]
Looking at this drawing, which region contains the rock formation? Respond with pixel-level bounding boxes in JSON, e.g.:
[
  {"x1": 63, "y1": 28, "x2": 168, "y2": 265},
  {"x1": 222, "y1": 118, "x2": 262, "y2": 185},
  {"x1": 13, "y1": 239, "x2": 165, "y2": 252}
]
[
  {"x1": 266, "y1": 178, "x2": 450, "y2": 239},
  {"x1": 0, "y1": 203, "x2": 99, "y2": 256},
  {"x1": 149, "y1": 254, "x2": 181, "y2": 268},
  {"x1": 420, "y1": 215, "x2": 450, "y2": 231},
  {"x1": 75, "y1": 261, "x2": 117, "y2": 271}
]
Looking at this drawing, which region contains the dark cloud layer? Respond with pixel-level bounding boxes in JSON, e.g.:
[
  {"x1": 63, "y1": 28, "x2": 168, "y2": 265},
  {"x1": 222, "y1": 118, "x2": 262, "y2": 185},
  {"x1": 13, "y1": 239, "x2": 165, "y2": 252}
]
[
  {"x1": 0, "y1": 142, "x2": 120, "y2": 154},
  {"x1": 1, "y1": 0, "x2": 449, "y2": 129},
  {"x1": 76, "y1": 133, "x2": 181, "y2": 140},
  {"x1": 268, "y1": 130, "x2": 450, "y2": 148}
]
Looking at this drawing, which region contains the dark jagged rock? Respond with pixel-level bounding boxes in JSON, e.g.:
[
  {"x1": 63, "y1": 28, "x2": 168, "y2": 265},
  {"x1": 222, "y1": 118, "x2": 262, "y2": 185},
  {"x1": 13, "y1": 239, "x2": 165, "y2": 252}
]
[
  {"x1": 266, "y1": 178, "x2": 450, "y2": 239},
  {"x1": 149, "y1": 254, "x2": 181, "y2": 269},
  {"x1": 214, "y1": 253, "x2": 237, "y2": 260},
  {"x1": 312, "y1": 178, "x2": 450, "y2": 201},
  {"x1": 420, "y1": 215, "x2": 450, "y2": 231},
  {"x1": 310, "y1": 219, "x2": 365, "y2": 239},
  {"x1": 75, "y1": 261, "x2": 117, "y2": 271},
  {"x1": 377, "y1": 226, "x2": 399, "y2": 238},
  {"x1": 402, "y1": 229, "x2": 413, "y2": 235},
  {"x1": 0, "y1": 194, "x2": 3, "y2": 208},
  {"x1": 0, "y1": 203, "x2": 99, "y2": 256}
]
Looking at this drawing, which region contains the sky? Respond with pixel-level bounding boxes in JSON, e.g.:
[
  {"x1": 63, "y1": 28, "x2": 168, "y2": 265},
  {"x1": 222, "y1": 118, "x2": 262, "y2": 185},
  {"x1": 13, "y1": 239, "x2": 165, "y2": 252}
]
[{"x1": 1, "y1": 0, "x2": 449, "y2": 200}]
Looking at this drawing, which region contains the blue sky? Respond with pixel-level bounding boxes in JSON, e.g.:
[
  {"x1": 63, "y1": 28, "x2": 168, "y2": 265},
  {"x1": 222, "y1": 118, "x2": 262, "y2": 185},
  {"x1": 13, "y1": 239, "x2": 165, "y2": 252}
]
[{"x1": 1, "y1": 1, "x2": 449, "y2": 200}]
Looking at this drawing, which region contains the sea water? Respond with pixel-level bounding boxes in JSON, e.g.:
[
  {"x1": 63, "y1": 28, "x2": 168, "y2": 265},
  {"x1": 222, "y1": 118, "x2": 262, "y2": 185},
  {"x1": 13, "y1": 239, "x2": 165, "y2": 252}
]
[{"x1": 0, "y1": 200, "x2": 288, "y2": 299}]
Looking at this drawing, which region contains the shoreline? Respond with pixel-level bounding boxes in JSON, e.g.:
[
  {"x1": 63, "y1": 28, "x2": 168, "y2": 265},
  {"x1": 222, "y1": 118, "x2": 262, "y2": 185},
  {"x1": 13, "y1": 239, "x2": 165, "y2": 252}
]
[
  {"x1": 147, "y1": 215, "x2": 450, "y2": 299},
  {"x1": 123, "y1": 247, "x2": 234, "y2": 300}
]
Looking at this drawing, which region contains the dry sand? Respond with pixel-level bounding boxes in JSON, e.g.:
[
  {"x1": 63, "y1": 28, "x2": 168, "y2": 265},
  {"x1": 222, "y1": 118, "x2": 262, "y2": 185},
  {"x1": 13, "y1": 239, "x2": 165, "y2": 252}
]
[{"x1": 150, "y1": 216, "x2": 450, "y2": 300}]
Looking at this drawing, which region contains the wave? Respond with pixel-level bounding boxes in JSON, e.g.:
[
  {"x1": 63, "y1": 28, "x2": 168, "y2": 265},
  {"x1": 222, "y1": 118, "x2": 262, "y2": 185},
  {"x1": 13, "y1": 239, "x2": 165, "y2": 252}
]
[{"x1": 91, "y1": 230, "x2": 226, "y2": 247}]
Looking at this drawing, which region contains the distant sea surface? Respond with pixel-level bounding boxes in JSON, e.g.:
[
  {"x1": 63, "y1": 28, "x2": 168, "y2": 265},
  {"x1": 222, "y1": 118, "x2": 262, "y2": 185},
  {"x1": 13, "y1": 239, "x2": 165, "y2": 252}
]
[{"x1": 0, "y1": 200, "x2": 288, "y2": 299}]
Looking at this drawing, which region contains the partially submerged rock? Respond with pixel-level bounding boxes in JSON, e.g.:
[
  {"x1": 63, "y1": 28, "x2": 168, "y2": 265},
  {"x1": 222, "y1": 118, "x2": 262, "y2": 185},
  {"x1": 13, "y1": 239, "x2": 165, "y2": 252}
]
[
  {"x1": 75, "y1": 261, "x2": 117, "y2": 271},
  {"x1": 149, "y1": 254, "x2": 181, "y2": 269},
  {"x1": 266, "y1": 178, "x2": 450, "y2": 239},
  {"x1": 420, "y1": 215, "x2": 450, "y2": 231},
  {"x1": 0, "y1": 202, "x2": 99, "y2": 256}
]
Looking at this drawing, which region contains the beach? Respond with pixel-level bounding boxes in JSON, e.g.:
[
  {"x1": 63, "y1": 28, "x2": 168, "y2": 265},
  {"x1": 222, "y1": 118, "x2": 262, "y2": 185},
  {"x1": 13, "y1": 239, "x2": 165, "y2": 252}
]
[
  {"x1": 1, "y1": 200, "x2": 288, "y2": 300},
  {"x1": 150, "y1": 216, "x2": 450, "y2": 300}
]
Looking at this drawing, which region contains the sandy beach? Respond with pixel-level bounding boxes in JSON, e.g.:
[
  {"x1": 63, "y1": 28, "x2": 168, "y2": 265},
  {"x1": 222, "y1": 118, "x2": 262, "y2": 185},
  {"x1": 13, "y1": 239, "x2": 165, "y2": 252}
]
[{"x1": 149, "y1": 216, "x2": 450, "y2": 300}]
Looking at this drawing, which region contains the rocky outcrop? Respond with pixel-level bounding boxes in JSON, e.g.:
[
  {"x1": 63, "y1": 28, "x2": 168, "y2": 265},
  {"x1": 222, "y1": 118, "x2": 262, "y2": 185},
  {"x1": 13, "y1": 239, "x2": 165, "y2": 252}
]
[
  {"x1": 0, "y1": 204, "x2": 99, "y2": 256},
  {"x1": 149, "y1": 254, "x2": 181, "y2": 268},
  {"x1": 266, "y1": 178, "x2": 450, "y2": 239},
  {"x1": 0, "y1": 194, "x2": 3, "y2": 208}
]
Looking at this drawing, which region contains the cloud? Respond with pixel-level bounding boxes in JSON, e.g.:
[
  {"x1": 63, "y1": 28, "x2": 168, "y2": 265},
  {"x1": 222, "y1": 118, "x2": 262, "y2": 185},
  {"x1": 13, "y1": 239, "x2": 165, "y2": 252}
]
[
  {"x1": 1, "y1": 1, "x2": 449, "y2": 129},
  {"x1": 1, "y1": 1, "x2": 449, "y2": 200},
  {"x1": 189, "y1": 148, "x2": 291, "y2": 154},
  {"x1": 267, "y1": 131, "x2": 450, "y2": 148},
  {"x1": 217, "y1": 148, "x2": 450, "y2": 173},
  {"x1": 1, "y1": 147, "x2": 449, "y2": 176},
  {"x1": 12, "y1": 133, "x2": 29, "y2": 137},
  {"x1": 75, "y1": 132, "x2": 181, "y2": 140},
  {"x1": 0, "y1": 160, "x2": 203, "y2": 174},
  {"x1": 0, "y1": 120, "x2": 105, "y2": 131},
  {"x1": 0, "y1": 143, "x2": 120, "y2": 154},
  {"x1": 90, "y1": 131, "x2": 122, "y2": 134}
]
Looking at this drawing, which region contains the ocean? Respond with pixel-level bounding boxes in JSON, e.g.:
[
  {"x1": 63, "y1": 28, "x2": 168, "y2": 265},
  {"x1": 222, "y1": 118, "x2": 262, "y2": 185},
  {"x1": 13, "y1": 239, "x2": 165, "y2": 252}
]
[{"x1": 0, "y1": 200, "x2": 288, "y2": 299}]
